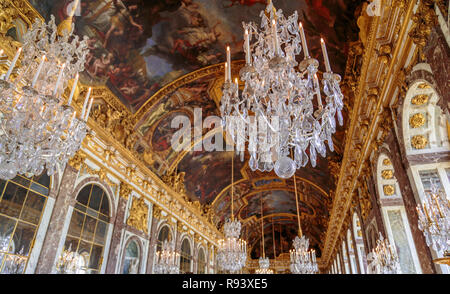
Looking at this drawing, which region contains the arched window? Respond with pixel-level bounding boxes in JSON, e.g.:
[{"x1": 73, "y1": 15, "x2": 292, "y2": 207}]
[
  {"x1": 341, "y1": 241, "x2": 350, "y2": 274},
  {"x1": 156, "y1": 225, "x2": 172, "y2": 252},
  {"x1": 346, "y1": 229, "x2": 358, "y2": 274},
  {"x1": 197, "y1": 247, "x2": 206, "y2": 274},
  {"x1": 61, "y1": 184, "x2": 110, "y2": 274},
  {"x1": 180, "y1": 238, "x2": 192, "y2": 273},
  {"x1": 402, "y1": 80, "x2": 449, "y2": 154},
  {"x1": 376, "y1": 154, "x2": 422, "y2": 273},
  {"x1": 352, "y1": 212, "x2": 366, "y2": 274},
  {"x1": 122, "y1": 240, "x2": 140, "y2": 274},
  {"x1": 0, "y1": 173, "x2": 50, "y2": 273},
  {"x1": 336, "y1": 253, "x2": 342, "y2": 274},
  {"x1": 402, "y1": 79, "x2": 450, "y2": 273}
]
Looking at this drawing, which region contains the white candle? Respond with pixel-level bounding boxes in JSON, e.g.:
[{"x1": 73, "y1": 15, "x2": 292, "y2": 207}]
[
  {"x1": 225, "y1": 62, "x2": 228, "y2": 82},
  {"x1": 320, "y1": 38, "x2": 332, "y2": 73},
  {"x1": 0, "y1": 49, "x2": 4, "y2": 57},
  {"x1": 235, "y1": 78, "x2": 239, "y2": 96},
  {"x1": 67, "y1": 73, "x2": 79, "y2": 105},
  {"x1": 53, "y1": 63, "x2": 66, "y2": 96},
  {"x1": 31, "y1": 55, "x2": 46, "y2": 88},
  {"x1": 84, "y1": 97, "x2": 94, "y2": 121},
  {"x1": 5, "y1": 47, "x2": 22, "y2": 81},
  {"x1": 244, "y1": 29, "x2": 251, "y2": 64},
  {"x1": 272, "y1": 20, "x2": 280, "y2": 56},
  {"x1": 299, "y1": 22, "x2": 309, "y2": 59},
  {"x1": 81, "y1": 87, "x2": 91, "y2": 118},
  {"x1": 68, "y1": 111, "x2": 76, "y2": 128},
  {"x1": 314, "y1": 74, "x2": 322, "y2": 108},
  {"x1": 226, "y1": 46, "x2": 231, "y2": 81}
]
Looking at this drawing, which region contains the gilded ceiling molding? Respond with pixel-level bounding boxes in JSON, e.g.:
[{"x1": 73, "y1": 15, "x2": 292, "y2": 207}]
[
  {"x1": 126, "y1": 196, "x2": 149, "y2": 234},
  {"x1": 321, "y1": 0, "x2": 423, "y2": 269}
]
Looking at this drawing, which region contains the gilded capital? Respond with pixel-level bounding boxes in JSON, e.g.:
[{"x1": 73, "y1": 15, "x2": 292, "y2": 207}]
[
  {"x1": 119, "y1": 182, "x2": 132, "y2": 200},
  {"x1": 68, "y1": 150, "x2": 86, "y2": 170}
]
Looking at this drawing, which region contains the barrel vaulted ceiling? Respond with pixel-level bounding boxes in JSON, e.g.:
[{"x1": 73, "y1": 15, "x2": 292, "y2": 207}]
[{"x1": 29, "y1": 0, "x2": 365, "y2": 258}]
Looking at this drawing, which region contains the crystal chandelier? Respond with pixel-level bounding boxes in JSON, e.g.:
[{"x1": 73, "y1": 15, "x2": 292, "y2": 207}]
[
  {"x1": 217, "y1": 154, "x2": 247, "y2": 273},
  {"x1": 154, "y1": 240, "x2": 180, "y2": 274},
  {"x1": 367, "y1": 233, "x2": 401, "y2": 274},
  {"x1": 220, "y1": 0, "x2": 344, "y2": 178},
  {"x1": 290, "y1": 173, "x2": 318, "y2": 274},
  {"x1": 0, "y1": 8, "x2": 91, "y2": 180},
  {"x1": 255, "y1": 257, "x2": 273, "y2": 274},
  {"x1": 416, "y1": 180, "x2": 449, "y2": 264},
  {"x1": 55, "y1": 244, "x2": 85, "y2": 274},
  {"x1": 255, "y1": 193, "x2": 273, "y2": 274}
]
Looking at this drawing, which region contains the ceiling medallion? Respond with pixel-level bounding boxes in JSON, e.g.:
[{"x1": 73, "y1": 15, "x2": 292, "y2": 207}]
[
  {"x1": 409, "y1": 113, "x2": 426, "y2": 128},
  {"x1": 411, "y1": 135, "x2": 428, "y2": 149},
  {"x1": 220, "y1": 0, "x2": 344, "y2": 178}
]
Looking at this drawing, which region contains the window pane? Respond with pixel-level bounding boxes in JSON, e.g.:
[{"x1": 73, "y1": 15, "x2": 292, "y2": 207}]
[
  {"x1": 89, "y1": 186, "x2": 103, "y2": 211},
  {"x1": 30, "y1": 183, "x2": 48, "y2": 196},
  {"x1": 77, "y1": 241, "x2": 92, "y2": 258},
  {"x1": 10, "y1": 175, "x2": 30, "y2": 188},
  {"x1": 0, "y1": 183, "x2": 28, "y2": 218},
  {"x1": 76, "y1": 186, "x2": 91, "y2": 206},
  {"x1": 67, "y1": 210, "x2": 85, "y2": 238},
  {"x1": 10, "y1": 221, "x2": 36, "y2": 256},
  {"x1": 0, "y1": 215, "x2": 16, "y2": 252},
  {"x1": 419, "y1": 170, "x2": 442, "y2": 193},
  {"x1": 94, "y1": 221, "x2": 107, "y2": 245},
  {"x1": 21, "y1": 192, "x2": 46, "y2": 225},
  {"x1": 33, "y1": 173, "x2": 50, "y2": 190},
  {"x1": 63, "y1": 236, "x2": 80, "y2": 253},
  {"x1": 89, "y1": 189, "x2": 102, "y2": 211},
  {"x1": 89, "y1": 244, "x2": 103, "y2": 270},
  {"x1": 99, "y1": 195, "x2": 109, "y2": 217},
  {"x1": 81, "y1": 215, "x2": 97, "y2": 242}
]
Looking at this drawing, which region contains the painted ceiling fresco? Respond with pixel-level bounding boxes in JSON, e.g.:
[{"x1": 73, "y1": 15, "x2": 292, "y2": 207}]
[
  {"x1": 30, "y1": 0, "x2": 363, "y2": 113},
  {"x1": 29, "y1": 0, "x2": 365, "y2": 251}
]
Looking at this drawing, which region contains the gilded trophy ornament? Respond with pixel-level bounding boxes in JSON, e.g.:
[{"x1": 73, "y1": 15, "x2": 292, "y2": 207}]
[
  {"x1": 119, "y1": 182, "x2": 132, "y2": 200},
  {"x1": 127, "y1": 197, "x2": 149, "y2": 234},
  {"x1": 409, "y1": 113, "x2": 426, "y2": 128},
  {"x1": 411, "y1": 94, "x2": 429, "y2": 105},
  {"x1": 381, "y1": 170, "x2": 394, "y2": 180},
  {"x1": 68, "y1": 150, "x2": 86, "y2": 170},
  {"x1": 411, "y1": 135, "x2": 428, "y2": 149},
  {"x1": 383, "y1": 185, "x2": 395, "y2": 196}
]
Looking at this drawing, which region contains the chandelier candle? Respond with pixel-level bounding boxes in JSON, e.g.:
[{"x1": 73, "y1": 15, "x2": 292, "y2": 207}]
[
  {"x1": 320, "y1": 38, "x2": 332, "y2": 72},
  {"x1": 244, "y1": 29, "x2": 251, "y2": 64},
  {"x1": 225, "y1": 62, "x2": 229, "y2": 82},
  {"x1": 226, "y1": 46, "x2": 231, "y2": 81},
  {"x1": 53, "y1": 63, "x2": 66, "y2": 96},
  {"x1": 67, "y1": 73, "x2": 79, "y2": 106},
  {"x1": 81, "y1": 87, "x2": 92, "y2": 118},
  {"x1": 84, "y1": 97, "x2": 94, "y2": 121},
  {"x1": 299, "y1": 22, "x2": 309, "y2": 58},
  {"x1": 31, "y1": 55, "x2": 46, "y2": 88},
  {"x1": 5, "y1": 47, "x2": 22, "y2": 81},
  {"x1": 314, "y1": 74, "x2": 323, "y2": 109},
  {"x1": 272, "y1": 20, "x2": 281, "y2": 56}
]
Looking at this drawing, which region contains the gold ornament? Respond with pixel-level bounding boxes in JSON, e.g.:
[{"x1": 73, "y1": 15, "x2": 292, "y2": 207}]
[
  {"x1": 409, "y1": 113, "x2": 426, "y2": 128},
  {"x1": 411, "y1": 135, "x2": 428, "y2": 149},
  {"x1": 119, "y1": 182, "x2": 132, "y2": 200},
  {"x1": 383, "y1": 185, "x2": 395, "y2": 196},
  {"x1": 411, "y1": 94, "x2": 429, "y2": 105},
  {"x1": 68, "y1": 150, "x2": 86, "y2": 170},
  {"x1": 127, "y1": 197, "x2": 149, "y2": 234},
  {"x1": 381, "y1": 170, "x2": 394, "y2": 180},
  {"x1": 382, "y1": 158, "x2": 391, "y2": 166}
]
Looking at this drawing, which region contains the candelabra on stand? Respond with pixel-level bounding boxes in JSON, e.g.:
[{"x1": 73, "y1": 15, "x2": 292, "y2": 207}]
[
  {"x1": 255, "y1": 192, "x2": 273, "y2": 274},
  {"x1": 416, "y1": 180, "x2": 449, "y2": 265},
  {"x1": 55, "y1": 244, "x2": 85, "y2": 274},
  {"x1": 220, "y1": 0, "x2": 344, "y2": 178},
  {"x1": 154, "y1": 240, "x2": 179, "y2": 274}
]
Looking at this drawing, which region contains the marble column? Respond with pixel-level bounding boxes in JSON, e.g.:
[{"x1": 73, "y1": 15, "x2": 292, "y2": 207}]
[
  {"x1": 105, "y1": 194, "x2": 128, "y2": 274},
  {"x1": 344, "y1": 235, "x2": 353, "y2": 274},
  {"x1": 385, "y1": 132, "x2": 436, "y2": 273},
  {"x1": 145, "y1": 216, "x2": 160, "y2": 274},
  {"x1": 34, "y1": 164, "x2": 79, "y2": 274}
]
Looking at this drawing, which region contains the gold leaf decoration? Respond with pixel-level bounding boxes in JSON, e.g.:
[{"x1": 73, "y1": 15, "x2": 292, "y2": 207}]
[
  {"x1": 411, "y1": 94, "x2": 429, "y2": 105},
  {"x1": 381, "y1": 170, "x2": 394, "y2": 180},
  {"x1": 127, "y1": 197, "x2": 149, "y2": 234},
  {"x1": 409, "y1": 113, "x2": 426, "y2": 128},
  {"x1": 382, "y1": 158, "x2": 391, "y2": 166},
  {"x1": 411, "y1": 135, "x2": 428, "y2": 149},
  {"x1": 383, "y1": 185, "x2": 395, "y2": 196}
]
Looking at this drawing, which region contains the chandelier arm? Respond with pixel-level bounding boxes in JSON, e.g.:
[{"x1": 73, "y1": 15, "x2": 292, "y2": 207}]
[{"x1": 293, "y1": 162, "x2": 302, "y2": 236}]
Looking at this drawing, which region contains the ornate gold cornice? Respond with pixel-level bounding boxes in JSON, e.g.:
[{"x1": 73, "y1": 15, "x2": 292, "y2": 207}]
[{"x1": 322, "y1": 0, "x2": 422, "y2": 269}]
